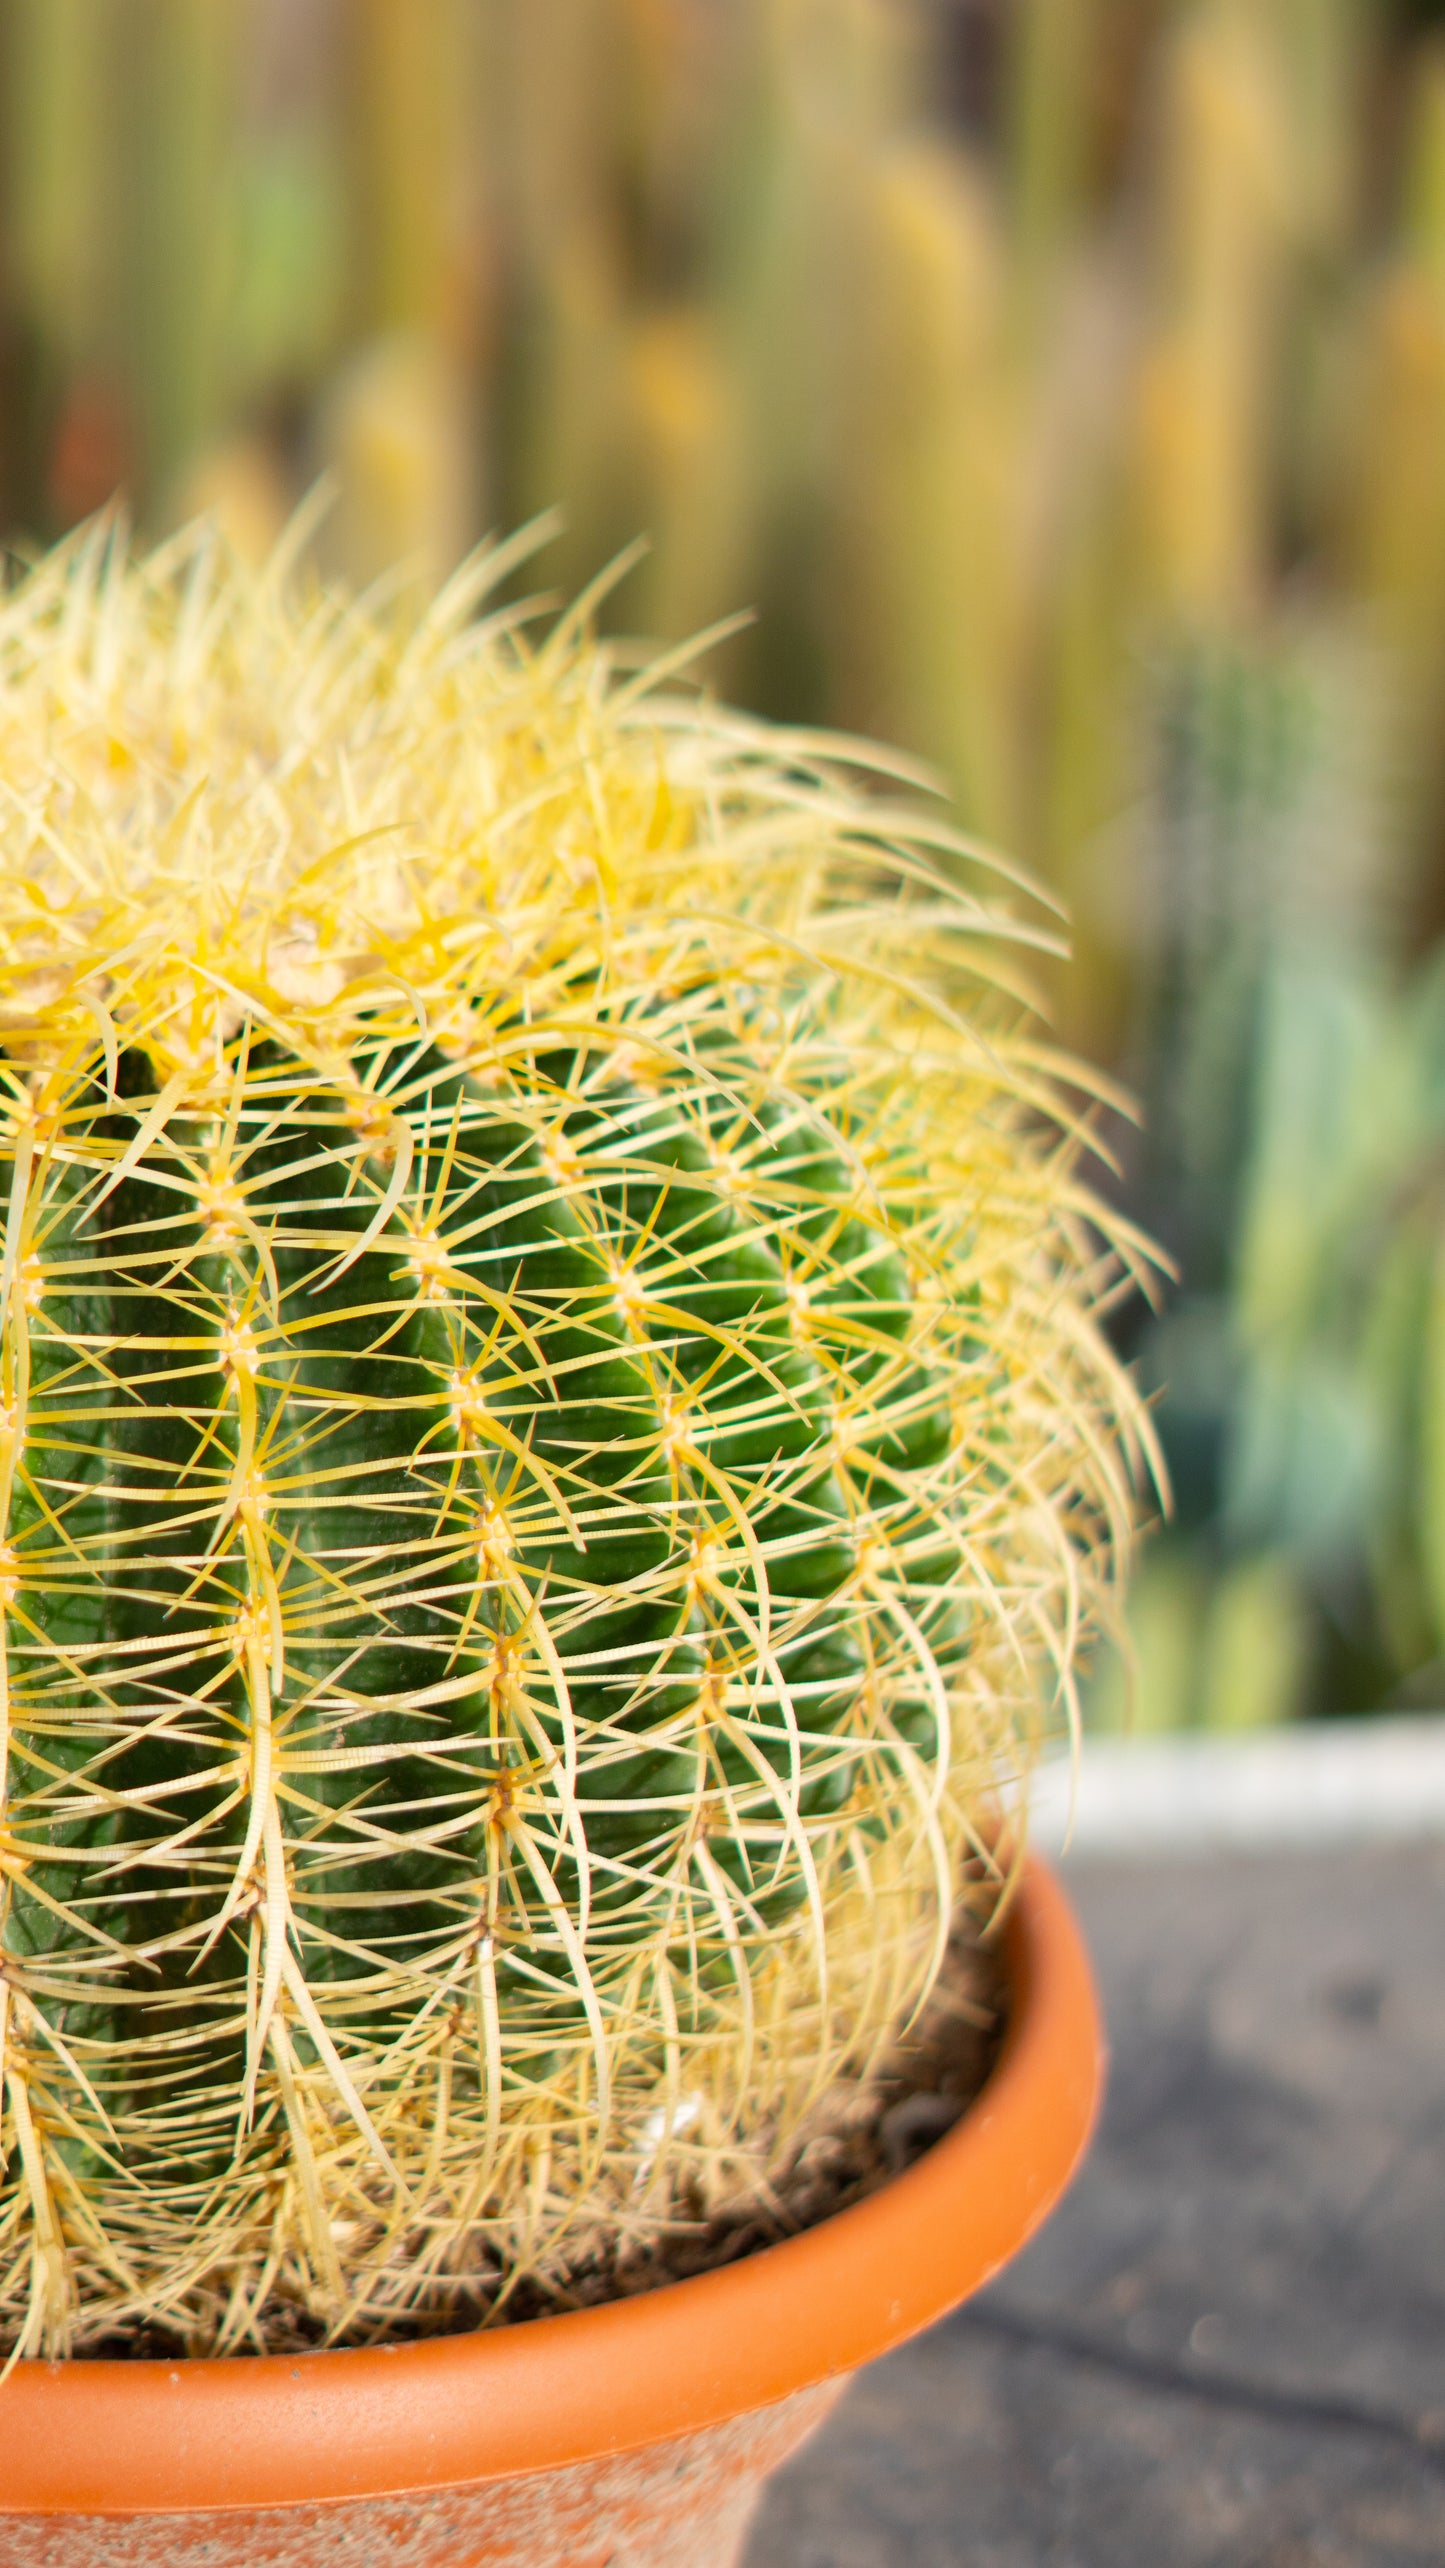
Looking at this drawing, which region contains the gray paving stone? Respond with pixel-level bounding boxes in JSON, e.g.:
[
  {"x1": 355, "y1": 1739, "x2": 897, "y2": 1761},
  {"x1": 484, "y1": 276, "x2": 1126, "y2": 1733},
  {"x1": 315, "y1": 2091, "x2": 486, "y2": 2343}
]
[{"x1": 746, "y1": 1846, "x2": 1445, "y2": 2565}]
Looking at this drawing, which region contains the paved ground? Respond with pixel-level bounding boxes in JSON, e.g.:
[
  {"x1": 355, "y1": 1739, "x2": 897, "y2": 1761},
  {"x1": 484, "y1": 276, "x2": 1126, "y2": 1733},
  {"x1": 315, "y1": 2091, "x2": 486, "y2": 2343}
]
[{"x1": 745, "y1": 1845, "x2": 1445, "y2": 2566}]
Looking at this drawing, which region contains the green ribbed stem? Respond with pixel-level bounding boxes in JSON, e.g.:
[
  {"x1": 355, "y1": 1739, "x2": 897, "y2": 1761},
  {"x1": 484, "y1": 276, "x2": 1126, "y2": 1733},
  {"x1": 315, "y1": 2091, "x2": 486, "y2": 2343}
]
[{"x1": 6, "y1": 1031, "x2": 957, "y2": 2164}]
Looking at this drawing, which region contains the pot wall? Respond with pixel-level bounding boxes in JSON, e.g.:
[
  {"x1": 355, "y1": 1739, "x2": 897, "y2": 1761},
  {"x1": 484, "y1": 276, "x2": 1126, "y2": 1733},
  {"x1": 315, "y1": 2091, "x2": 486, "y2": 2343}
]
[{"x1": 0, "y1": 2381, "x2": 842, "y2": 2568}]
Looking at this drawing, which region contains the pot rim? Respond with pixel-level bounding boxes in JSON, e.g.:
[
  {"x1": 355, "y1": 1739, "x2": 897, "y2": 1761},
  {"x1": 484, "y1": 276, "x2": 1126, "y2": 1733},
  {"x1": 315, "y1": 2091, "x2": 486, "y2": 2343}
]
[{"x1": 0, "y1": 1855, "x2": 1102, "y2": 2516}]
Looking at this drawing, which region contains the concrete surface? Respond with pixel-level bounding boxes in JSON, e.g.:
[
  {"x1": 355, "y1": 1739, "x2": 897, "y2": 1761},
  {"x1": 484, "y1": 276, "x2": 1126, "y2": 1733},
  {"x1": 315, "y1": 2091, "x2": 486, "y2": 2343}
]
[{"x1": 746, "y1": 1845, "x2": 1445, "y2": 2565}]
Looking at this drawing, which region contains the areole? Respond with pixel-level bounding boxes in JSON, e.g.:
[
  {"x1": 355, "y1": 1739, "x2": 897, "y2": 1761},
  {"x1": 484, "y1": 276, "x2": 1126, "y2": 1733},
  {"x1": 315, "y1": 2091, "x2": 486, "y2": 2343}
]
[{"x1": 0, "y1": 1858, "x2": 1101, "y2": 2568}]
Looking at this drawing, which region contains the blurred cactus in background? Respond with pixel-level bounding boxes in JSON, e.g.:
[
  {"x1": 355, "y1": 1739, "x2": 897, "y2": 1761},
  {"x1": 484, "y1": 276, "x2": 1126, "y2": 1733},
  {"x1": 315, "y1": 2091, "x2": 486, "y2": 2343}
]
[{"x1": 0, "y1": 0, "x2": 1443, "y2": 1722}]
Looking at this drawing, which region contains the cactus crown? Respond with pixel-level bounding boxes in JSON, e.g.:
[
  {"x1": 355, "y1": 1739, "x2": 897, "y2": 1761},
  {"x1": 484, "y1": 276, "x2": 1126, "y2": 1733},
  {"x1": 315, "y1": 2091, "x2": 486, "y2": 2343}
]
[{"x1": 0, "y1": 518, "x2": 1148, "y2": 2358}]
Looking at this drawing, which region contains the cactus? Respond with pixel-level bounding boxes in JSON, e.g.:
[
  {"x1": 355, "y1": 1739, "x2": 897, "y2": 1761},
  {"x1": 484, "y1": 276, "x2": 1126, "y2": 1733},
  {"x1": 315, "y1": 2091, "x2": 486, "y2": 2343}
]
[{"x1": 0, "y1": 516, "x2": 1147, "y2": 2358}]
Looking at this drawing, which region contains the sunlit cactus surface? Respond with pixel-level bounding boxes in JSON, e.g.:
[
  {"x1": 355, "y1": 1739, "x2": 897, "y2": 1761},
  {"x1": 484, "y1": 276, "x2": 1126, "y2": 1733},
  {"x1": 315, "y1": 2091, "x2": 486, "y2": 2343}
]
[{"x1": 0, "y1": 518, "x2": 1147, "y2": 2357}]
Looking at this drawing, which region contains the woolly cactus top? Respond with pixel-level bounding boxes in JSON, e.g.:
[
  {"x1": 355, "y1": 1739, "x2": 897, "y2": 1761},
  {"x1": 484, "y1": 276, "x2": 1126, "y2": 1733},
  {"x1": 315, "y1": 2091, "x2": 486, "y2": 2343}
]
[{"x1": 0, "y1": 517, "x2": 1148, "y2": 2359}]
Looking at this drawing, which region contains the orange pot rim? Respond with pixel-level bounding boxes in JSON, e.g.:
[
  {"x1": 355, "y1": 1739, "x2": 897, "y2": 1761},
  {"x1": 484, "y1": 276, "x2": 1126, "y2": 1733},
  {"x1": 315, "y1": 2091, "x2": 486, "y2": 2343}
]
[{"x1": 0, "y1": 1855, "x2": 1103, "y2": 2517}]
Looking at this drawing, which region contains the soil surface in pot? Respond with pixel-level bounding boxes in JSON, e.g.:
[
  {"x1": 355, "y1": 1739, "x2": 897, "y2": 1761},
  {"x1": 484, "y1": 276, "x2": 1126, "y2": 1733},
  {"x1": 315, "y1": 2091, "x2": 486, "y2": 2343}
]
[{"x1": 529, "y1": 1901, "x2": 1005, "y2": 2318}]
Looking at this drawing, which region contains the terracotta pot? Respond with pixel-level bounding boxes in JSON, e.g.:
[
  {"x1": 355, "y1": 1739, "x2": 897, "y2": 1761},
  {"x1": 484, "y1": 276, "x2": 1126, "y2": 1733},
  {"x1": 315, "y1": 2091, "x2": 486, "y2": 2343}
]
[{"x1": 0, "y1": 1857, "x2": 1101, "y2": 2568}]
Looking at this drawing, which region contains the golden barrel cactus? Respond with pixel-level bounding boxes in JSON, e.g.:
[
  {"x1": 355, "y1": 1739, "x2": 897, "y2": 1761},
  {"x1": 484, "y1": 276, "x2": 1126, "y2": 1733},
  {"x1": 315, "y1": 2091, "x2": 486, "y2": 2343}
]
[{"x1": 0, "y1": 518, "x2": 1147, "y2": 2358}]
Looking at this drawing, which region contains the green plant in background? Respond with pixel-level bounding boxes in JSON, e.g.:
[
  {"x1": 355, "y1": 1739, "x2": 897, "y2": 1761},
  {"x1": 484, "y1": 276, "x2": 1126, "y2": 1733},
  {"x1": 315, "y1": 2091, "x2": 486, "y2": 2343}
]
[
  {"x1": 1094, "y1": 624, "x2": 1443, "y2": 1732},
  {"x1": 1108, "y1": 920, "x2": 1445, "y2": 1732},
  {"x1": 0, "y1": 518, "x2": 1147, "y2": 2357}
]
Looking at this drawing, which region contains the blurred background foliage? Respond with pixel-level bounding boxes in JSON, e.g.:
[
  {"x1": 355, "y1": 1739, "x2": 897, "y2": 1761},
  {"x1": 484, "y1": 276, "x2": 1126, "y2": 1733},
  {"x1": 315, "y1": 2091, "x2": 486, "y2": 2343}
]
[{"x1": 4, "y1": 0, "x2": 1445, "y2": 1724}]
